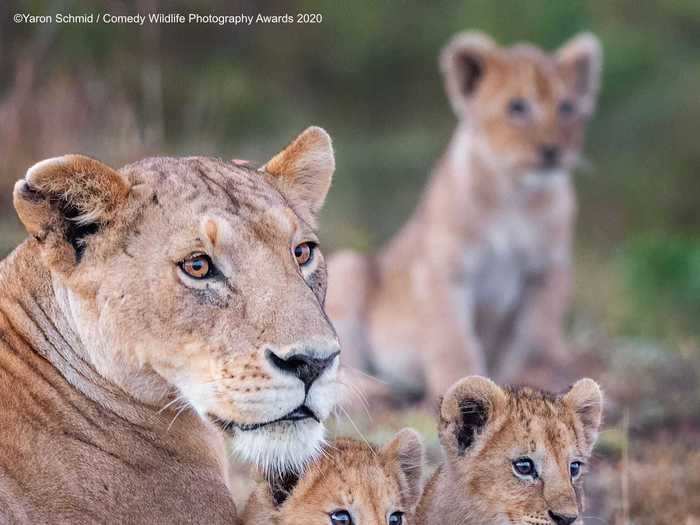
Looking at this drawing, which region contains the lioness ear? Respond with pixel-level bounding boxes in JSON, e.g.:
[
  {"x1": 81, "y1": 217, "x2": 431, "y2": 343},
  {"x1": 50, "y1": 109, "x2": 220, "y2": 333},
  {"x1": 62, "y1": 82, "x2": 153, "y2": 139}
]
[
  {"x1": 13, "y1": 155, "x2": 130, "y2": 265},
  {"x1": 262, "y1": 126, "x2": 334, "y2": 224},
  {"x1": 440, "y1": 31, "x2": 499, "y2": 115},
  {"x1": 381, "y1": 428, "x2": 425, "y2": 507},
  {"x1": 562, "y1": 378, "x2": 603, "y2": 450},
  {"x1": 557, "y1": 32, "x2": 603, "y2": 116},
  {"x1": 439, "y1": 375, "x2": 505, "y2": 456}
]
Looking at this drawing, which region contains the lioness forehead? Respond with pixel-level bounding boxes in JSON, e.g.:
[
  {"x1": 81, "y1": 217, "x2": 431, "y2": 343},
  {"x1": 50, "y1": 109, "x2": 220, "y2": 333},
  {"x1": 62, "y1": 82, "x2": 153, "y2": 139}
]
[{"x1": 121, "y1": 156, "x2": 287, "y2": 217}]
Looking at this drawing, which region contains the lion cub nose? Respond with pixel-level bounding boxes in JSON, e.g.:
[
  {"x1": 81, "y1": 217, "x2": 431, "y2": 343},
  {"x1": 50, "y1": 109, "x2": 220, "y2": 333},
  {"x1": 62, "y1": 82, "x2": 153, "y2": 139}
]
[
  {"x1": 266, "y1": 348, "x2": 339, "y2": 391},
  {"x1": 548, "y1": 510, "x2": 577, "y2": 525}
]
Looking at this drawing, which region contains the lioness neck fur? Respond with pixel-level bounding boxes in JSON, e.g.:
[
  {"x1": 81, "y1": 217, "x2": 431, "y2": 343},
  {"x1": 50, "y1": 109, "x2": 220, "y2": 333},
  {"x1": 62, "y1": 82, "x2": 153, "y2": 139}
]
[
  {"x1": 0, "y1": 127, "x2": 340, "y2": 523},
  {"x1": 326, "y1": 32, "x2": 602, "y2": 402}
]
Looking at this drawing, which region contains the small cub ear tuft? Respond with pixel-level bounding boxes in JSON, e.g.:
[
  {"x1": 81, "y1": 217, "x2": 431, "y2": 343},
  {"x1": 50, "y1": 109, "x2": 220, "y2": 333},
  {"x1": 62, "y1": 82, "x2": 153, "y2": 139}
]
[
  {"x1": 262, "y1": 126, "x2": 335, "y2": 224},
  {"x1": 439, "y1": 375, "x2": 505, "y2": 455},
  {"x1": 381, "y1": 428, "x2": 425, "y2": 508},
  {"x1": 13, "y1": 155, "x2": 130, "y2": 262},
  {"x1": 557, "y1": 32, "x2": 603, "y2": 116},
  {"x1": 440, "y1": 31, "x2": 498, "y2": 115},
  {"x1": 563, "y1": 378, "x2": 604, "y2": 450}
]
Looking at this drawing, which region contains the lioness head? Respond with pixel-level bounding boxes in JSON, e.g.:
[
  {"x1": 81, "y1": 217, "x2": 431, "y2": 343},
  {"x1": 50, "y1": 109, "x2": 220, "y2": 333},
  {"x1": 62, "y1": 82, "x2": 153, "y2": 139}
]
[
  {"x1": 244, "y1": 430, "x2": 425, "y2": 525},
  {"x1": 12, "y1": 126, "x2": 340, "y2": 473},
  {"x1": 438, "y1": 376, "x2": 603, "y2": 525},
  {"x1": 441, "y1": 31, "x2": 602, "y2": 184}
]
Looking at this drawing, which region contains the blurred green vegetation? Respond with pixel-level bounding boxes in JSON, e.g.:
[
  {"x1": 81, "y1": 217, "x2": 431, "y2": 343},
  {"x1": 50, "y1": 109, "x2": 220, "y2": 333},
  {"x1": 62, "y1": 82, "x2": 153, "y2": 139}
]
[{"x1": 1, "y1": 0, "x2": 699, "y2": 347}]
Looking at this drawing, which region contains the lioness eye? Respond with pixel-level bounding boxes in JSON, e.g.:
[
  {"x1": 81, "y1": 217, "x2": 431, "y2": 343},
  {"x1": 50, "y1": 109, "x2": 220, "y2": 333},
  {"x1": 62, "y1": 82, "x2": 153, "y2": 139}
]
[
  {"x1": 512, "y1": 457, "x2": 538, "y2": 478},
  {"x1": 179, "y1": 253, "x2": 214, "y2": 279},
  {"x1": 330, "y1": 510, "x2": 352, "y2": 525},
  {"x1": 570, "y1": 461, "x2": 583, "y2": 479},
  {"x1": 559, "y1": 99, "x2": 576, "y2": 117},
  {"x1": 507, "y1": 97, "x2": 530, "y2": 118},
  {"x1": 294, "y1": 242, "x2": 315, "y2": 266},
  {"x1": 388, "y1": 511, "x2": 404, "y2": 525}
]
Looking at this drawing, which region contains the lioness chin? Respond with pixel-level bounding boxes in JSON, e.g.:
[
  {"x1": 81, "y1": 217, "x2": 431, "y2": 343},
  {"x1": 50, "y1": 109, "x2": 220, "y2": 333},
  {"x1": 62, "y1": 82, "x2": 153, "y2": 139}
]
[{"x1": 0, "y1": 126, "x2": 340, "y2": 523}]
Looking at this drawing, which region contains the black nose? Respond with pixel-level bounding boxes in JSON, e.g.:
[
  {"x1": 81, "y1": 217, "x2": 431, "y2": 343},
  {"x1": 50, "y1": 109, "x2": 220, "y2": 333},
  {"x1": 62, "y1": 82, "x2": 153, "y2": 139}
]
[
  {"x1": 266, "y1": 350, "x2": 339, "y2": 391},
  {"x1": 540, "y1": 144, "x2": 561, "y2": 167},
  {"x1": 548, "y1": 511, "x2": 577, "y2": 525}
]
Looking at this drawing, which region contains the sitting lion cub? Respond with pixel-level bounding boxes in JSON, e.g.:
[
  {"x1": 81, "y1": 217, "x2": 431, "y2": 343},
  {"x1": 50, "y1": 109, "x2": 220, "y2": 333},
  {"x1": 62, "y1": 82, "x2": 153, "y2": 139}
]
[
  {"x1": 416, "y1": 376, "x2": 603, "y2": 525},
  {"x1": 327, "y1": 31, "x2": 602, "y2": 402},
  {"x1": 243, "y1": 429, "x2": 425, "y2": 525}
]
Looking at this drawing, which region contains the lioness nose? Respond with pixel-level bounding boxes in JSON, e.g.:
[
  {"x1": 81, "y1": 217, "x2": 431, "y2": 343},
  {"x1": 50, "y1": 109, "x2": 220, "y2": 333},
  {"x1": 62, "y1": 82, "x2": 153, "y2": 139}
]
[
  {"x1": 266, "y1": 349, "x2": 339, "y2": 391},
  {"x1": 548, "y1": 510, "x2": 577, "y2": 525}
]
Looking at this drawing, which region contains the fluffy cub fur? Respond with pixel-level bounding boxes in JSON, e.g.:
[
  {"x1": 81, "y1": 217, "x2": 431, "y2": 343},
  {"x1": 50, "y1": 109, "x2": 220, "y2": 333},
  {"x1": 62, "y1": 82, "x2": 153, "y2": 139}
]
[
  {"x1": 243, "y1": 430, "x2": 425, "y2": 525},
  {"x1": 326, "y1": 32, "x2": 602, "y2": 402},
  {"x1": 416, "y1": 376, "x2": 603, "y2": 525},
  {"x1": 0, "y1": 127, "x2": 340, "y2": 523}
]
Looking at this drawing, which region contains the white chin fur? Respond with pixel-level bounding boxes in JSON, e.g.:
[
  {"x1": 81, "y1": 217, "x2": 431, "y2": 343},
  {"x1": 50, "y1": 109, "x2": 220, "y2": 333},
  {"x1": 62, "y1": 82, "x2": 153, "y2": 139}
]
[{"x1": 231, "y1": 420, "x2": 325, "y2": 477}]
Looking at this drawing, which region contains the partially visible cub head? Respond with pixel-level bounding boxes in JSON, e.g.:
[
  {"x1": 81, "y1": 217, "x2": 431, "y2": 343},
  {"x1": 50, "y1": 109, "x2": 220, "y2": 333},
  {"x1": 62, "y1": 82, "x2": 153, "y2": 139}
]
[
  {"x1": 438, "y1": 376, "x2": 603, "y2": 525},
  {"x1": 441, "y1": 31, "x2": 602, "y2": 182},
  {"x1": 243, "y1": 429, "x2": 425, "y2": 525}
]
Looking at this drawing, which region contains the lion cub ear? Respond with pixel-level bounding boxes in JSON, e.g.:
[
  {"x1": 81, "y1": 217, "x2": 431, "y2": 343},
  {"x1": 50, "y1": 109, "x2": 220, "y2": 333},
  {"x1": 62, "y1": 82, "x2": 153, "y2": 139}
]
[
  {"x1": 562, "y1": 378, "x2": 603, "y2": 450},
  {"x1": 13, "y1": 155, "x2": 130, "y2": 267},
  {"x1": 262, "y1": 126, "x2": 334, "y2": 225},
  {"x1": 439, "y1": 375, "x2": 505, "y2": 457},
  {"x1": 557, "y1": 32, "x2": 603, "y2": 116},
  {"x1": 381, "y1": 428, "x2": 425, "y2": 508},
  {"x1": 440, "y1": 31, "x2": 500, "y2": 116}
]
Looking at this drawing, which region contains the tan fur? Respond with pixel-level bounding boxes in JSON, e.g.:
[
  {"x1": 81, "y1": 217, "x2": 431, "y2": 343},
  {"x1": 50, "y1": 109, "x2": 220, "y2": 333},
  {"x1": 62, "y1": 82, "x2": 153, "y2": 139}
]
[
  {"x1": 243, "y1": 430, "x2": 425, "y2": 525},
  {"x1": 416, "y1": 376, "x2": 603, "y2": 525},
  {"x1": 327, "y1": 32, "x2": 603, "y2": 402},
  {"x1": 0, "y1": 127, "x2": 341, "y2": 523}
]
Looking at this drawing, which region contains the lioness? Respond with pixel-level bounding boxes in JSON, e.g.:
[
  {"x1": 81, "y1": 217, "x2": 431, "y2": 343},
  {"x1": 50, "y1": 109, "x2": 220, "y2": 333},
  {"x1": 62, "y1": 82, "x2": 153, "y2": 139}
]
[
  {"x1": 0, "y1": 127, "x2": 340, "y2": 523},
  {"x1": 242, "y1": 430, "x2": 425, "y2": 525},
  {"x1": 416, "y1": 376, "x2": 603, "y2": 525},
  {"x1": 327, "y1": 32, "x2": 602, "y2": 401}
]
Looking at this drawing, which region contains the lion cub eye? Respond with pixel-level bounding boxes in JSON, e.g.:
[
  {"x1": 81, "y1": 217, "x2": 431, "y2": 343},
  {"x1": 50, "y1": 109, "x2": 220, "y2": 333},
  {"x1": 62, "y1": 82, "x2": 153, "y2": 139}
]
[
  {"x1": 388, "y1": 511, "x2": 404, "y2": 525},
  {"x1": 507, "y1": 97, "x2": 530, "y2": 118},
  {"x1": 294, "y1": 242, "x2": 316, "y2": 266},
  {"x1": 179, "y1": 253, "x2": 215, "y2": 279},
  {"x1": 512, "y1": 457, "x2": 538, "y2": 479},
  {"x1": 559, "y1": 99, "x2": 576, "y2": 118},
  {"x1": 329, "y1": 510, "x2": 352, "y2": 525},
  {"x1": 569, "y1": 460, "x2": 583, "y2": 479}
]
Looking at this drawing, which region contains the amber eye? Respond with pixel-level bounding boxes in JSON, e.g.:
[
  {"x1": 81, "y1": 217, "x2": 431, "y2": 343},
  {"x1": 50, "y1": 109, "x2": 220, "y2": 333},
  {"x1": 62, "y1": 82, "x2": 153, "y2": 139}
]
[
  {"x1": 294, "y1": 242, "x2": 315, "y2": 266},
  {"x1": 179, "y1": 253, "x2": 214, "y2": 279}
]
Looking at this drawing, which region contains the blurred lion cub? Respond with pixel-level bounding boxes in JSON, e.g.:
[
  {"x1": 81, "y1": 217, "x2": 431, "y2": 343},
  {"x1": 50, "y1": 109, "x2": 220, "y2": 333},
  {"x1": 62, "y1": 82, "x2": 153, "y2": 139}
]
[
  {"x1": 327, "y1": 31, "x2": 602, "y2": 401},
  {"x1": 243, "y1": 430, "x2": 424, "y2": 525}
]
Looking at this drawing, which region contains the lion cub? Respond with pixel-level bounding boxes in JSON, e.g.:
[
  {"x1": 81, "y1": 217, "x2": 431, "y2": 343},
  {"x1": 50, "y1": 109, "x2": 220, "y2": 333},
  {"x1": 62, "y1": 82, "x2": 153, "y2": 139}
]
[
  {"x1": 243, "y1": 429, "x2": 425, "y2": 525},
  {"x1": 326, "y1": 32, "x2": 602, "y2": 402},
  {"x1": 416, "y1": 376, "x2": 603, "y2": 525}
]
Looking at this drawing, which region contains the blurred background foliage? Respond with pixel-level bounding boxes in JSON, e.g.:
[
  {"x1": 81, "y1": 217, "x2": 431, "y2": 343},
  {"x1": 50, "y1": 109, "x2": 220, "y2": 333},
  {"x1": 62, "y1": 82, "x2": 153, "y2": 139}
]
[{"x1": 1, "y1": 0, "x2": 699, "y2": 358}]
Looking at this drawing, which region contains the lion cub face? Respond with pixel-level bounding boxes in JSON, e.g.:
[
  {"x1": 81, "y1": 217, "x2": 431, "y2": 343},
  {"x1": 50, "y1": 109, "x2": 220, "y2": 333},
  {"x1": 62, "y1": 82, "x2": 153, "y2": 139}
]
[
  {"x1": 438, "y1": 376, "x2": 603, "y2": 525},
  {"x1": 441, "y1": 32, "x2": 602, "y2": 183},
  {"x1": 246, "y1": 430, "x2": 425, "y2": 525},
  {"x1": 13, "y1": 127, "x2": 340, "y2": 473}
]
